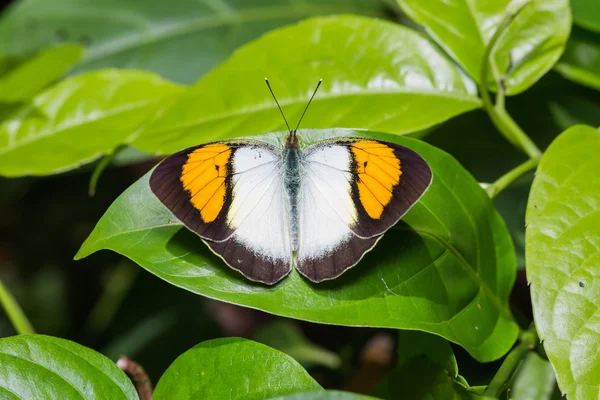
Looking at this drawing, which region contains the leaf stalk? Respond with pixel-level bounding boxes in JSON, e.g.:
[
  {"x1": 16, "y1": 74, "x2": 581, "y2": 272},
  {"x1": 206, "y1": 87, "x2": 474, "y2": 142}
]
[
  {"x1": 486, "y1": 158, "x2": 538, "y2": 199},
  {"x1": 0, "y1": 279, "x2": 35, "y2": 335}
]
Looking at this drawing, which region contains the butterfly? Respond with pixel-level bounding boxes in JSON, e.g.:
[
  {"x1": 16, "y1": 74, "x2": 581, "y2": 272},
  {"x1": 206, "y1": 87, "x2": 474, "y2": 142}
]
[{"x1": 150, "y1": 79, "x2": 433, "y2": 285}]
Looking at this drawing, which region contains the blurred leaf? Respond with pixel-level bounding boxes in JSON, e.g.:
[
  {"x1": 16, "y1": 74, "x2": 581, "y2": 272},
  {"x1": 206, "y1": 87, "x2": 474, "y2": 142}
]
[
  {"x1": 526, "y1": 125, "x2": 600, "y2": 399},
  {"x1": 396, "y1": 0, "x2": 571, "y2": 95},
  {"x1": 374, "y1": 357, "x2": 491, "y2": 399},
  {"x1": 77, "y1": 129, "x2": 518, "y2": 362},
  {"x1": 254, "y1": 320, "x2": 341, "y2": 370},
  {"x1": 153, "y1": 337, "x2": 322, "y2": 400},
  {"x1": 270, "y1": 391, "x2": 379, "y2": 400},
  {"x1": 555, "y1": 27, "x2": 600, "y2": 91},
  {"x1": 0, "y1": 69, "x2": 184, "y2": 177},
  {"x1": 508, "y1": 352, "x2": 558, "y2": 400},
  {"x1": 571, "y1": 0, "x2": 600, "y2": 33},
  {"x1": 397, "y1": 330, "x2": 458, "y2": 378},
  {"x1": 0, "y1": 45, "x2": 83, "y2": 103},
  {"x1": 133, "y1": 15, "x2": 480, "y2": 154},
  {"x1": 0, "y1": 334, "x2": 137, "y2": 399},
  {"x1": 549, "y1": 95, "x2": 600, "y2": 130},
  {"x1": 0, "y1": 0, "x2": 389, "y2": 84}
]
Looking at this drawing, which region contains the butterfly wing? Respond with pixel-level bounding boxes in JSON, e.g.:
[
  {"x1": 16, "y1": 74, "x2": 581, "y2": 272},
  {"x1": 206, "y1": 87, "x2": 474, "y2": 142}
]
[
  {"x1": 295, "y1": 138, "x2": 432, "y2": 282},
  {"x1": 150, "y1": 140, "x2": 292, "y2": 285}
]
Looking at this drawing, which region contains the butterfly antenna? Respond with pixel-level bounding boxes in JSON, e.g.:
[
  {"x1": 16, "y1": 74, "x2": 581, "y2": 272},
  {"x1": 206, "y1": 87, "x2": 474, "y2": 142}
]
[
  {"x1": 265, "y1": 78, "x2": 292, "y2": 133},
  {"x1": 294, "y1": 79, "x2": 322, "y2": 132}
]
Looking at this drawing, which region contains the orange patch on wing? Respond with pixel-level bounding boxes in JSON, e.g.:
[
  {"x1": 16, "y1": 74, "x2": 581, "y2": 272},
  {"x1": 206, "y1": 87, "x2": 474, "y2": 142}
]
[
  {"x1": 351, "y1": 140, "x2": 402, "y2": 219},
  {"x1": 180, "y1": 143, "x2": 232, "y2": 223}
]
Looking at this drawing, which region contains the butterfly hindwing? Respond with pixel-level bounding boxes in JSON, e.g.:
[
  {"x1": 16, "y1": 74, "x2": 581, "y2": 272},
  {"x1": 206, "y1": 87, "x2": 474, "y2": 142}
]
[
  {"x1": 295, "y1": 138, "x2": 432, "y2": 282},
  {"x1": 150, "y1": 140, "x2": 292, "y2": 284}
]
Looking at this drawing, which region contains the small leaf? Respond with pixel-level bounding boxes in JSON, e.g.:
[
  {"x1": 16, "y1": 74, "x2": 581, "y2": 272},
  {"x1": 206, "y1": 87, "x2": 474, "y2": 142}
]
[
  {"x1": 396, "y1": 0, "x2": 571, "y2": 94},
  {"x1": 133, "y1": 15, "x2": 480, "y2": 154},
  {"x1": 0, "y1": 69, "x2": 184, "y2": 177},
  {"x1": 396, "y1": 330, "x2": 458, "y2": 378},
  {"x1": 269, "y1": 391, "x2": 379, "y2": 400},
  {"x1": 254, "y1": 320, "x2": 341, "y2": 369},
  {"x1": 0, "y1": 0, "x2": 389, "y2": 84},
  {"x1": 554, "y1": 27, "x2": 600, "y2": 91},
  {"x1": 571, "y1": 0, "x2": 600, "y2": 33},
  {"x1": 526, "y1": 125, "x2": 600, "y2": 399},
  {"x1": 153, "y1": 337, "x2": 322, "y2": 400},
  {"x1": 0, "y1": 45, "x2": 83, "y2": 102},
  {"x1": 77, "y1": 129, "x2": 518, "y2": 362},
  {"x1": 508, "y1": 352, "x2": 558, "y2": 400},
  {"x1": 0, "y1": 334, "x2": 137, "y2": 399}
]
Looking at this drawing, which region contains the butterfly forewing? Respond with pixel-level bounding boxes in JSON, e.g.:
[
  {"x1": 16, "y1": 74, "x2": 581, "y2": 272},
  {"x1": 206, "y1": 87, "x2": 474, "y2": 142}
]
[{"x1": 150, "y1": 140, "x2": 293, "y2": 285}]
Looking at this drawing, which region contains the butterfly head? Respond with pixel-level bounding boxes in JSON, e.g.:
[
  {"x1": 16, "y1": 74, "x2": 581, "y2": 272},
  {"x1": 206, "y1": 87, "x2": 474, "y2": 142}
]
[{"x1": 285, "y1": 130, "x2": 301, "y2": 149}]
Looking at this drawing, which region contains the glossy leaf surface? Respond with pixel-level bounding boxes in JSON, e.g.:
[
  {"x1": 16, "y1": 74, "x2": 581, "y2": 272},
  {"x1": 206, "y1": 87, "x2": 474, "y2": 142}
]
[
  {"x1": 526, "y1": 125, "x2": 600, "y2": 399},
  {"x1": 0, "y1": 0, "x2": 388, "y2": 84},
  {"x1": 0, "y1": 45, "x2": 83, "y2": 103},
  {"x1": 133, "y1": 15, "x2": 480, "y2": 154},
  {"x1": 0, "y1": 69, "x2": 184, "y2": 177},
  {"x1": 0, "y1": 334, "x2": 137, "y2": 400},
  {"x1": 555, "y1": 27, "x2": 600, "y2": 91},
  {"x1": 396, "y1": 0, "x2": 571, "y2": 94},
  {"x1": 77, "y1": 129, "x2": 518, "y2": 362},
  {"x1": 153, "y1": 338, "x2": 321, "y2": 400}
]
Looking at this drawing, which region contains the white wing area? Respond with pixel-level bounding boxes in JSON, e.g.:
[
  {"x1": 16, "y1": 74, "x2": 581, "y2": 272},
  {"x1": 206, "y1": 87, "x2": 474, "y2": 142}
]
[
  {"x1": 296, "y1": 144, "x2": 358, "y2": 263},
  {"x1": 226, "y1": 146, "x2": 291, "y2": 264}
]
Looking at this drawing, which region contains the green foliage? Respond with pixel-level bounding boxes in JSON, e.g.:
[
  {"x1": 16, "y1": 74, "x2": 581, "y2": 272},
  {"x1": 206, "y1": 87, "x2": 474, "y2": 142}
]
[
  {"x1": 0, "y1": 0, "x2": 389, "y2": 84},
  {"x1": 153, "y1": 337, "x2": 322, "y2": 400},
  {"x1": 555, "y1": 27, "x2": 600, "y2": 91},
  {"x1": 0, "y1": 335, "x2": 137, "y2": 399},
  {"x1": 133, "y1": 15, "x2": 481, "y2": 154},
  {"x1": 526, "y1": 125, "x2": 600, "y2": 399},
  {"x1": 571, "y1": 0, "x2": 600, "y2": 33},
  {"x1": 0, "y1": 70, "x2": 183, "y2": 177},
  {"x1": 77, "y1": 129, "x2": 518, "y2": 362},
  {"x1": 396, "y1": 0, "x2": 571, "y2": 94}
]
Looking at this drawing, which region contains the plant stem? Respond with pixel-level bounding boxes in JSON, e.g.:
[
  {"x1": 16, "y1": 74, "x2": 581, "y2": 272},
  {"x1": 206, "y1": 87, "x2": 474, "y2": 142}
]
[
  {"x1": 486, "y1": 158, "x2": 538, "y2": 199},
  {"x1": 478, "y1": 1, "x2": 542, "y2": 161},
  {"x1": 0, "y1": 279, "x2": 35, "y2": 335},
  {"x1": 89, "y1": 145, "x2": 125, "y2": 197},
  {"x1": 484, "y1": 327, "x2": 538, "y2": 397}
]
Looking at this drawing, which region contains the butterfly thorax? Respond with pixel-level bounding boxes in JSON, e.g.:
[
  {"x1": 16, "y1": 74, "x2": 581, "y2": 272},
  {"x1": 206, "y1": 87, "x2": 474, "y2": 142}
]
[{"x1": 283, "y1": 144, "x2": 302, "y2": 252}]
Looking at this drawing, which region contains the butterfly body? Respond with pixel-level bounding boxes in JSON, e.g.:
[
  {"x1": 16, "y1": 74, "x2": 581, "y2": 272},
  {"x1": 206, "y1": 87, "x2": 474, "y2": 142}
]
[{"x1": 150, "y1": 134, "x2": 432, "y2": 285}]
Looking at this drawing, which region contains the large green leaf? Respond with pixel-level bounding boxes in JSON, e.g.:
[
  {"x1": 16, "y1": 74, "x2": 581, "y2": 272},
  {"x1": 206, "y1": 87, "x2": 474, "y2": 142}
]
[
  {"x1": 0, "y1": 334, "x2": 137, "y2": 399},
  {"x1": 0, "y1": 0, "x2": 389, "y2": 84},
  {"x1": 77, "y1": 129, "x2": 518, "y2": 362},
  {"x1": 270, "y1": 391, "x2": 378, "y2": 400},
  {"x1": 132, "y1": 15, "x2": 480, "y2": 154},
  {"x1": 526, "y1": 125, "x2": 600, "y2": 399},
  {"x1": 0, "y1": 45, "x2": 83, "y2": 103},
  {"x1": 508, "y1": 353, "x2": 559, "y2": 400},
  {"x1": 396, "y1": 0, "x2": 571, "y2": 94},
  {"x1": 555, "y1": 27, "x2": 600, "y2": 91},
  {"x1": 571, "y1": 0, "x2": 600, "y2": 33},
  {"x1": 396, "y1": 330, "x2": 458, "y2": 378},
  {"x1": 153, "y1": 337, "x2": 321, "y2": 400},
  {"x1": 0, "y1": 69, "x2": 184, "y2": 177}
]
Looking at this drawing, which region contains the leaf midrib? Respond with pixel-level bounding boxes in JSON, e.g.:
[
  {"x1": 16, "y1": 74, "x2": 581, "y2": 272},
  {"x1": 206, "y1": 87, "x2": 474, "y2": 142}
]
[{"x1": 55, "y1": 3, "x2": 385, "y2": 65}]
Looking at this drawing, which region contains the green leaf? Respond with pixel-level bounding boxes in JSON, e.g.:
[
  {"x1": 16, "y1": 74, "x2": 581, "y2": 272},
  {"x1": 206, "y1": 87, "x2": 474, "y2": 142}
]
[
  {"x1": 269, "y1": 391, "x2": 379, "y2": 400},
  {"x1": 554, "y1": 27, "x2": 600, "y2": 91},
  {"x1": 396, "y1": 0, "x2": 571, "y2": 94},
  {"x1": 153, "y1": 337, "x2": 322, "y2": 400},
  {"x1": 526, "y1": 125, "x2": 600, "y2": 399},
  {"x1": 254, "y1": 320, "x2": 341, "y2": 369},
  {"x1": 76, "y1": 129, "x2": 518, "y2": 362},
  {"x1": 0, "y1": 69, "x2": 184, "y2": 177},
  {"x1": 0, "y1": 45, "x2": 84, "y2": 103},
  {"x1": 397, "y1": 330, "x2": 458, "y2": 378},
  {"x1": 0, "y1": 334, "x2": 137, "y2": 399},
  {"x1": 0, "y1": 0, "x2": 389, "y2": 84},
  {"x1": 571, "y1": 0, "x2": 600, "y2": 33},
  {"x1": 133, "y1": 15, "x2": 480, "y2": 154},
  {"x1": 508, "y1": 353, "x2": 559, "y2": 400}
]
